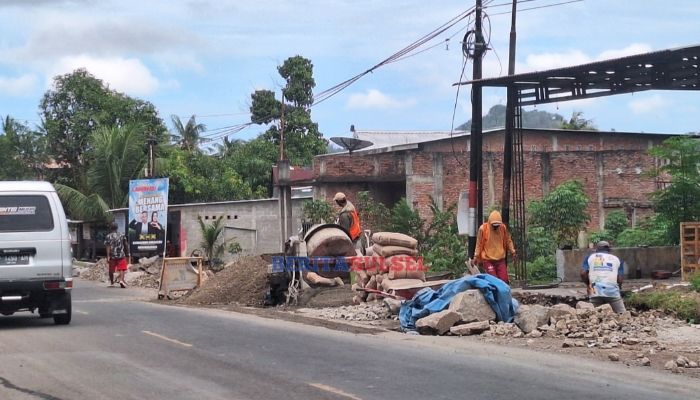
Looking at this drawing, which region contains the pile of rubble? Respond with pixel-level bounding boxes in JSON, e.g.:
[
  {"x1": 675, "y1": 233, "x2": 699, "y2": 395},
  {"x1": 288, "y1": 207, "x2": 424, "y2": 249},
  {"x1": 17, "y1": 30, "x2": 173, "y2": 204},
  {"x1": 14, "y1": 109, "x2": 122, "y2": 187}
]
[
  {"x1": 75, "y1": 256, "x2": 163, "y2": 288},
  {"x1": 302, "y1": 302, "x2": 392, "y2": 322}
]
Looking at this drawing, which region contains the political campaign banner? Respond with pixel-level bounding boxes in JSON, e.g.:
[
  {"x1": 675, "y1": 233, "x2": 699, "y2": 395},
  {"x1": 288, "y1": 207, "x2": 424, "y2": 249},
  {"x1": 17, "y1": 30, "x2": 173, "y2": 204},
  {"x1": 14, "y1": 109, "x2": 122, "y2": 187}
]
[{"x1": 128, "y1": 178, "x2": 169, "y2": 255}]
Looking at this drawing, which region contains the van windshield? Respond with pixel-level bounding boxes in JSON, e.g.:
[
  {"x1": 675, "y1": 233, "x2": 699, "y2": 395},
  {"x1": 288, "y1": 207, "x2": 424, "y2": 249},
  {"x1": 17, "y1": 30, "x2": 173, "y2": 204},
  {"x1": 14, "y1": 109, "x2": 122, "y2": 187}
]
[{"x1": 0, "y1": 195, "x2": 54, "y2": 232}]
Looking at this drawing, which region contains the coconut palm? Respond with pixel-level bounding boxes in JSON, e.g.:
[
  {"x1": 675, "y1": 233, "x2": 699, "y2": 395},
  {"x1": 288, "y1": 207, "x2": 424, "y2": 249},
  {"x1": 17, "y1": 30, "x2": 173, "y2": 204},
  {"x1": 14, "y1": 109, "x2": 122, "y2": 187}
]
[
  {"x1": 214, "y1": 136, "x2": 244, "y2": 158},
  {"x1": 56, "y1": 124, "x2": 146, "y2": 222},
  {"x1": 171, "y1": 115, "x2": 206, "y2": 153},
  {"x1": 198, "y1": 216, "x2": 226, "y2": 267}
]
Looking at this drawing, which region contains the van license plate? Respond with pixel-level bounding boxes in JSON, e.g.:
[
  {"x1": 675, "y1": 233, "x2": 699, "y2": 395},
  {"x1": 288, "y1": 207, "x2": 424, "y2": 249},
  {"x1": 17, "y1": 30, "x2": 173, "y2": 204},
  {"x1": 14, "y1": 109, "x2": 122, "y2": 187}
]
[{"x1": 0, "y1": 255, "x2": 30, "y2": 265}]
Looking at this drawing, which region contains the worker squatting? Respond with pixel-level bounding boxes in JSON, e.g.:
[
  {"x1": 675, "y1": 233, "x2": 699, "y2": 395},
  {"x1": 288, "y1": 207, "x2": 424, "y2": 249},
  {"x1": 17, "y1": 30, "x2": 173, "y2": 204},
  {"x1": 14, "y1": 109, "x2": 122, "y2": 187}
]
[{"x1": 271, "y1": 255, "x2": 428, "y2": 273}]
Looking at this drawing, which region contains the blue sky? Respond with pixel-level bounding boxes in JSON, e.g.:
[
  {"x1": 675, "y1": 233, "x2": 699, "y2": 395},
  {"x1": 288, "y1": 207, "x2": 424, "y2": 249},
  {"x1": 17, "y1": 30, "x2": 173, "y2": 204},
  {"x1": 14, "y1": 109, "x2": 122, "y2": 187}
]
[{"x1": 0, "y1": 0, "x2": 698, "y2": 146}]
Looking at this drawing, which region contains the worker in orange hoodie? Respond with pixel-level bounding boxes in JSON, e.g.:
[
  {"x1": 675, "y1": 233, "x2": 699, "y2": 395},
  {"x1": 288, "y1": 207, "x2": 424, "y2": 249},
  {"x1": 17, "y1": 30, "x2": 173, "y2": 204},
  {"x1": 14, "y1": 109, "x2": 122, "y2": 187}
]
[{"x1": 473, "y1": 210, "x2": 517, "y2": 284}]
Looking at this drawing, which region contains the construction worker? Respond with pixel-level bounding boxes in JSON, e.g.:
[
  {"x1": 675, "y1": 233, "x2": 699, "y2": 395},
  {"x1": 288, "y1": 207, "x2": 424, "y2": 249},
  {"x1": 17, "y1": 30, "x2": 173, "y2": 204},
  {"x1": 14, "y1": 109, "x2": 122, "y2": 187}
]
[
  {"x1": 581, "y1": 241, "x2": 626, "y2": 313},
  {"x1": 333, "y1": 192, "x2": 362, "y2": 244},
  {"x1": 473, "y1": 210, "x2": 516, "y2": 284}
]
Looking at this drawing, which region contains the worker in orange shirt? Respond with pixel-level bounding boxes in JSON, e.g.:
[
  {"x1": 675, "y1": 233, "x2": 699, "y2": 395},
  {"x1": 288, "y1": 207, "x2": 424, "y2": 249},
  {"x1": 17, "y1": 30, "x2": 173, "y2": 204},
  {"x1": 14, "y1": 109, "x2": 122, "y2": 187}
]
[
  {"x1": 473, "y1": 210, "x2": 516, "y2": 284},
  {"x1": 333, "y1": 192, "x2": 362, "y2": 245}
]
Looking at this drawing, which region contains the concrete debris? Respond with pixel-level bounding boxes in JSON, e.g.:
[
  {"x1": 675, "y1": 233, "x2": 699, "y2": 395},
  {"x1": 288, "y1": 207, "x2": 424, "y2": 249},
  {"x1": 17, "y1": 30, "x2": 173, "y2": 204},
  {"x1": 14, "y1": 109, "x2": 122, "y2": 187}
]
[
  {"x1": 306, "y1": 303, "x2": 391, "y2": 322},
  {"x1": 514, "y1": 304, "x2": 549, "y2": 334},
  {"x1": 689, "y1": 361, "x2": 698, "y2": 368},
  {"x1": 575, "y1": 301, "x2": 595, "y2": 310},
  {"x1": 676, "y1": 356, "x2": 690, "y2": 368},
  {"x1": 383, "y1": 298, "x2": 402, "y2": 315},
  {"x1": 450, "y1": 320, "x2": 490, "y2": 336},
  {"x1": 416, "y1": 310, "x2": 462, "y2": 335},
  {"x1": 608, "y1": 353, "x2": 620, "y2": 362},
  {"x1": 640, "y1": 357, "x2": 651, "y2": 366},
  {"x1": 447, "y1": 290, "x2": 496, "y2": 323}
]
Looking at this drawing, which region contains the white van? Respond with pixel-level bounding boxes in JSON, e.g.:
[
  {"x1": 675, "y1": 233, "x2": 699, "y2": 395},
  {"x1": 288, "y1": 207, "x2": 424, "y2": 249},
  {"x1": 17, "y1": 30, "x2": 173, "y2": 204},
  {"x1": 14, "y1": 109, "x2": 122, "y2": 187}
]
[{"x1": 0, "y1": 181, "x2": 72, "y2": 325}]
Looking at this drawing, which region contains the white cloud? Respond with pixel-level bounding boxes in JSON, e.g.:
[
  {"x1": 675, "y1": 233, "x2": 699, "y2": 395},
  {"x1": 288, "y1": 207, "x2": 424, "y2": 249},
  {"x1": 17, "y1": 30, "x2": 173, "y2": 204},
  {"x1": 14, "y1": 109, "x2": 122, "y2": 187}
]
[
  {"x1": 49, "y1": 56, "x2": 161, "y2": 96},
  {"x1": 346, "y1": 89, "x2": 416, "y2": 110},
  {"x1": 520, "y1": 43, "x2": 653, "y2": 72},
  {"x1": 597, "y1": 43, "x2": 652, "y2": 60},
  {"x1": 628, "y1": 94, "x2": 668, "y2": 115},
  {"x1": 0, "y1": 74, "x2": 37, "y2": 96}
]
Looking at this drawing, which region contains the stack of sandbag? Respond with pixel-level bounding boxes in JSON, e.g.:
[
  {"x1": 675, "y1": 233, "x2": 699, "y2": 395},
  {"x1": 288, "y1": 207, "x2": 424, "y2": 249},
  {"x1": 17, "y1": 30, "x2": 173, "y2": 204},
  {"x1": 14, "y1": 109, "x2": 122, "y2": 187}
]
[{"x1": 372, "y1": 232, "x2": 425, "y2": 282}]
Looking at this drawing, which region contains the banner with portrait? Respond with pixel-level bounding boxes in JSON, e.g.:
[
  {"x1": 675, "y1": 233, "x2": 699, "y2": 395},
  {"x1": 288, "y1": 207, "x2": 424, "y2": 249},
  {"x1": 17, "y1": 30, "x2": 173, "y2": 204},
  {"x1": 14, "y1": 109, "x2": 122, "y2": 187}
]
[{"x1": 128, "y1": 178, "x2": 169, "y2": 255}]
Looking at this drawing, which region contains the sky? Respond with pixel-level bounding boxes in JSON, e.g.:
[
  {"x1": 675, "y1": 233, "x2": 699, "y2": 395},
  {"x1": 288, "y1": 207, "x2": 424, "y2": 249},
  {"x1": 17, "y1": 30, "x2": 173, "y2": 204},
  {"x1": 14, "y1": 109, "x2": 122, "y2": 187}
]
[{"x1": 0, "y1": 0, "x2": 698, "y2": 146}]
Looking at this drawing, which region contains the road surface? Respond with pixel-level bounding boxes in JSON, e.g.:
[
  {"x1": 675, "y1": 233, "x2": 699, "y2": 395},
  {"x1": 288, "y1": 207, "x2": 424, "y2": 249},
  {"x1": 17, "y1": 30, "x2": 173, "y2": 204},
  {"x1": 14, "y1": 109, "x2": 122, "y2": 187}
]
[{"x1": 0, "y1": 279, "x2": 696, "y2": 400}]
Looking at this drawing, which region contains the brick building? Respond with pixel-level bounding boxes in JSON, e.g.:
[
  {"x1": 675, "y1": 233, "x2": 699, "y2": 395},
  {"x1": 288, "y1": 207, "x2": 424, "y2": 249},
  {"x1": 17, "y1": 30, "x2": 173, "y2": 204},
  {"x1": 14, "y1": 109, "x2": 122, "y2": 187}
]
[{"x1": 313, "y1": 128, "x2": 676, "y2": 231}]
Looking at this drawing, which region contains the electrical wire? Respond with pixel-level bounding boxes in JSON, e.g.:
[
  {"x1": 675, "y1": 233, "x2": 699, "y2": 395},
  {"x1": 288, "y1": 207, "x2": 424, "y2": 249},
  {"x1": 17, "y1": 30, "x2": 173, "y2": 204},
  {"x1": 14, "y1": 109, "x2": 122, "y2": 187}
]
[
  {"x1": 488, "y1": 0, "x2": 583, "y2": 16},
  {"x1": 484, "y1": 0, "x2": 541, "y2": 9},
  {"x1": 449, "y1": 56, "x2": 470, "y2": 168}
]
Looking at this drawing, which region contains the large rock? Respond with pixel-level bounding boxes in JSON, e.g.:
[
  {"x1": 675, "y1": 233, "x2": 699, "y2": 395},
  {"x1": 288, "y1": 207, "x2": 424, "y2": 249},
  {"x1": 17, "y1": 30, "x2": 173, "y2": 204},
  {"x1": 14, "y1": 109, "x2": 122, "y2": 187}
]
[
  {"x1": 515, "y1": 304, "x2": 549, "y2": 334},
  {"x1": 416, "y1": 310, "x2": 462, "y2": 335},
  {"x1": 547, "y1": 303, "x2": 576, "y2": 321},
  {"x1": 450, "y1": 320, "x2": 490, "y2": 336},
  {"x1": 576, "y1": 301, "x2": 595, "y2": 310},
  {"x1": 447, "y1": 290, "x2": 496, "y2": 323}
]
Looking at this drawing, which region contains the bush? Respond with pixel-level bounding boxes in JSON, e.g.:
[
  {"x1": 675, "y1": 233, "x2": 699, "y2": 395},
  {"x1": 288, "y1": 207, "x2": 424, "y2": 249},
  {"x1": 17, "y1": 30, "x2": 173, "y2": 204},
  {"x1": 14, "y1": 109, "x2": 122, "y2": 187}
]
[
  {"x1": 302, "y1": 199, "x2": 335, "y2": 224},
  {"x1": 588, "y1": 230, "x2": 614, "y2": 246},
  {"x1": 527, "y1": 255, "x2": 557, "y2": 283},
  {"x1": 626, "y1": 291, "x2": 698, "y2": 321},
  {"x1": 422, "y1": 200, "x2": 466, "y2": 275},
  {"x1": 690, "y1": 272, "x2": 700, "y2": 293},
  {"x1": 526, "y1": 226, "x2": 557, "y2": 261},
  {"x1": 388, "y1": 198, "x2": 424, "y2": 242},
  {"x1": 528, "y1": 180, "x2": 590, "y2": 248},
  {"x1": 356, "y1": 191, "x2": 390, "y2": 233},
  {"x1": 604, "y1": 210, "x2": 629, "y2": 239}
]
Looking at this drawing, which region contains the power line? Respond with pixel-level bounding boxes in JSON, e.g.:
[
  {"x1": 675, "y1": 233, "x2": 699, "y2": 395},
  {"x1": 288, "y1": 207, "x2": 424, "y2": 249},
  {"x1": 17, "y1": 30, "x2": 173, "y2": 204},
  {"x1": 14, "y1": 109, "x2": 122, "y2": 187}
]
[
  {"x1": 484, "y1": 0, "x2": 540, "y2": 9},
  {"x1": 489, "y1": 0, "x2": 583, "y2": 16}
]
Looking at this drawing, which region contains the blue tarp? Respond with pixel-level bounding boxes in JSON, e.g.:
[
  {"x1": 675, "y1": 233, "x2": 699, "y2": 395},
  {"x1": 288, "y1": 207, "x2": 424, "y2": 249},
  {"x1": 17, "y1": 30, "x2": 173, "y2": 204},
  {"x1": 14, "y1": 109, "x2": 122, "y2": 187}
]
[{"x1": 399, "y1": 274, "x2": 518, "y2": 331}]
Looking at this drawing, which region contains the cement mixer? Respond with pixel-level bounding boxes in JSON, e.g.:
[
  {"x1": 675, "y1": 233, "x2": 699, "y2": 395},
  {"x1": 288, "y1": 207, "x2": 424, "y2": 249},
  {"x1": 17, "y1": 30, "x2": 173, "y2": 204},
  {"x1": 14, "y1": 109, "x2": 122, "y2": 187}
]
[{"x1": 266, "y1": 223, "x2": 361, "y2": 306}]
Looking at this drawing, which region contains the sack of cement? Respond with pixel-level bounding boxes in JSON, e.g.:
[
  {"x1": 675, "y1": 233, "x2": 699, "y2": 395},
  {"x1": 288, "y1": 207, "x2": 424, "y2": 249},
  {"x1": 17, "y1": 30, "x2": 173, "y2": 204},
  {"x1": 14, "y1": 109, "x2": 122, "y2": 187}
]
[
  {"x1": 385, "y1": 255, "x2": 426, "y2": 280},
  {"x1": 365, "y1": 256, "x2": 389, "y2": 276},
  {"x1": 372, "y1": 243, "x2": 419, "y2": 258},
  {"x1": 371, "y1": 232, "x2": 418, "y2": 249}
]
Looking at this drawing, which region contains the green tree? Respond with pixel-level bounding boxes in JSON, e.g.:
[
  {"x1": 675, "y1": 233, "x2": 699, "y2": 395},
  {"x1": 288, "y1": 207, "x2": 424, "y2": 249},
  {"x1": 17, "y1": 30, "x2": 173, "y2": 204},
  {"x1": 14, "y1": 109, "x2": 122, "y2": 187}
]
[
  {"x1": 302, "y1": 199, "x2": 335, "y2": 224},
  {"x1": 171, "y1": 114, "x2": 206, "y2": 153},
  {"x1": 40, "y1": 69, "x2": 166, "y2": 188},
  {"x1": 604, "y1": 210, "x2": 629, "y2": 241},
  {"x1": 56, "y1": 125, "x2": 146, "y2": 221},
  {"x1": 560, "y1": 111, "x2": 596, "y2": 130},
  {"x1": 227, "y1": 136, "x2": 278, "y2": 197},
  {"x1": 528, "y1": 180, "x2": 591, "y2": 248},
  {"x1": 0, "y1": 116, "x2": 45, "y2": 179},
  {"x1": 356, "y1": 191, "x2": 390, "y2": 233},
  {"x1": 648, "y1": 136, "x2": 700, "y2": 243},
  {"x1": 249, "y1": 56, "x2": 327, "y2": 166},
  {"x1": 388, "y1": 198, "x2": 424, "y2": 243}
]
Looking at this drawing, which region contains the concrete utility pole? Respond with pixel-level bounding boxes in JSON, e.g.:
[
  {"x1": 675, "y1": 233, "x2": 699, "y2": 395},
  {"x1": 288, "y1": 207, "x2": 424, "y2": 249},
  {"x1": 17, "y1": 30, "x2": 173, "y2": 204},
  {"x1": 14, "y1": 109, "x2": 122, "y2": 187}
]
[
  {"x1": 501, "y1": 0, "x2": 517, "y2": 226},
  {"x1": 146, "y1": 136, "x2": 157, "y2": 178},
  {"x1": 468, "y1": 0, "x2": 487, "y2": 258},
  {"x1": 277, "y1": 90, "x2": 293, "y2": 252}
]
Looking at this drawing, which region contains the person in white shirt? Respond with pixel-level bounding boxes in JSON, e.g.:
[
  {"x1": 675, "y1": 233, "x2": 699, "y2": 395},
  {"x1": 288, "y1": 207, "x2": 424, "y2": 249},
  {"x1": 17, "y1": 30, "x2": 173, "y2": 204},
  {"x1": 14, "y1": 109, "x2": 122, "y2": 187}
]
[{"x1": 580, "y1": 241, "x2": 626, "y2": 313}]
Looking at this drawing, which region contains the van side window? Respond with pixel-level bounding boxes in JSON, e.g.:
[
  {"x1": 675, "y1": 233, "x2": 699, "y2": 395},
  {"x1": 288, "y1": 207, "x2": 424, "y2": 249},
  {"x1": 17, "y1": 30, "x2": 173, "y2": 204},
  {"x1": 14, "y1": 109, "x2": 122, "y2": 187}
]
[{"x1": 0, "y1": 195, "x2": 54, "y2": 232}]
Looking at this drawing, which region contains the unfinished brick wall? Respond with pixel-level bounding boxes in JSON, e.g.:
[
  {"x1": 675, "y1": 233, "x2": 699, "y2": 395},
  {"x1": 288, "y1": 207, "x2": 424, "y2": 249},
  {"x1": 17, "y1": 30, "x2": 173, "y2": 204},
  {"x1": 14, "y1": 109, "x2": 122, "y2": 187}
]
[{"x1": 314, "y1": 130, "x2": 671, "y2": 231}]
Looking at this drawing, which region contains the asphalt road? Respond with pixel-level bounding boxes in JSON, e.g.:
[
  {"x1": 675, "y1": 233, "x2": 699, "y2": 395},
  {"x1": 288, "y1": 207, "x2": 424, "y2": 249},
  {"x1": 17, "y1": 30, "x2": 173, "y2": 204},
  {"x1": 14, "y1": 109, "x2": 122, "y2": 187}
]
[{"x1": 0, "y1": 279, "x2": 697, "y2": 400}]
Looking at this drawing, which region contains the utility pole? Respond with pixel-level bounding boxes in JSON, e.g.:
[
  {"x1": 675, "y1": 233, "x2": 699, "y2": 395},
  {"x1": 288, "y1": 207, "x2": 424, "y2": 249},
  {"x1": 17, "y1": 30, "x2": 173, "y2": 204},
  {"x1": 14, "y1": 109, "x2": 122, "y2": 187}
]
[
  {"x1": 146, "y1": 136, "x2": 157, "y2": 178},
  {"x1": 501, "y1": 0, "x2": 517, "y2": 225},
  {"x1": 468, "y1": 0, "x2": 487, "y2": 258},
  {"x1": 277, "y1": 89, "x2": 293, "y2": 252}
]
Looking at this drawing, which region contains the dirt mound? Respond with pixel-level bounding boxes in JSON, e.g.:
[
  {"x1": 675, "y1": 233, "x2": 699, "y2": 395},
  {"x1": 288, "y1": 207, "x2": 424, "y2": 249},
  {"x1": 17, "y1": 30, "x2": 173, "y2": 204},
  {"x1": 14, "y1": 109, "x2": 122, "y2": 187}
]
[{"x1": 180, "y1": 255, "x2": 269, "y2": 307}]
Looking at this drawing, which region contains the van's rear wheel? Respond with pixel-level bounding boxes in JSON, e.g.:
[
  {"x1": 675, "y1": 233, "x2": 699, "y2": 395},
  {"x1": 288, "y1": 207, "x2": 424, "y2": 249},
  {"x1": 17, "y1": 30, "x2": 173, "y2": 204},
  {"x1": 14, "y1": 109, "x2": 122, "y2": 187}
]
[{"x1": 53, "y1": 293, "x2": 71, "y2": 325}]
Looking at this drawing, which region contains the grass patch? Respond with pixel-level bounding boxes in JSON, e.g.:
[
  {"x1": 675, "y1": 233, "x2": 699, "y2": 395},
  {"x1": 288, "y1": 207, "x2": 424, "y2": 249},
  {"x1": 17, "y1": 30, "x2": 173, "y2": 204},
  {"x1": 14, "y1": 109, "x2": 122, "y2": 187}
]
[{"x1": 626, "y1": 291, "x2": 699, "y2": 322}]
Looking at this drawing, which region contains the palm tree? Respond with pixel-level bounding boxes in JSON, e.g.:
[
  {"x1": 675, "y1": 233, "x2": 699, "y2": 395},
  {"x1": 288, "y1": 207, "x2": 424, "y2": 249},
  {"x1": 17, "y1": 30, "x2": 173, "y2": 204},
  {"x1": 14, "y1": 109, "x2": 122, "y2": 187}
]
[
  {"x1": 171, "y1": 115, "x2": 206, "y2": 153},
  {"x1": 56, "y1": 125, "x2": 146, "y2": 221},
  {"x1": 198, "y1": 216, "x2": 226, "y2": 267},
  {"x1": 214, "y1": 136, "x2": 244, "y2": 158}
]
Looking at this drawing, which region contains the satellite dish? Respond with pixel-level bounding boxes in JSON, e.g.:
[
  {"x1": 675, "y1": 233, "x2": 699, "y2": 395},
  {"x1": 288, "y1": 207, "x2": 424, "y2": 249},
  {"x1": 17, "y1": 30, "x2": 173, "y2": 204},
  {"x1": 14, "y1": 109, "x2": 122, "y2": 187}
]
[{"x1": 330, "y1": 137, "x2": 373, "y2": 155}]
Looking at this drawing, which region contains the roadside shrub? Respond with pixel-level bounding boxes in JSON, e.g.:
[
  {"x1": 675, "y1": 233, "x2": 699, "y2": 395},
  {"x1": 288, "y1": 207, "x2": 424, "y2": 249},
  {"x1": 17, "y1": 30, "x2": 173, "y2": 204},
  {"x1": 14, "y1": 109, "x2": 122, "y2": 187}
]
[
  {"x1": 302, "y1": 199, "x2": 335, "y2": 224},
  {"x1": 626, "y1": 291, "x2": 698, "y2": 322},
  {"x1": 690, "y1": 272, "x2": 700, "y2": 293},
  {"x1": 388, "y1": 198, "x2": 424, "y2": 243},
  {"x1": 604, "y1": 210, "x2": 629, "y2": 240},
  {"x1": 527, "y1": 255, "x2": 557, "y2": 283},
  {"x1": 422, "y1": 200, "x2": 466, "y2": 275},
  {"x1": 588, "y1": 230, "x2": 614, "y2": 246},
  {"x1": 356, "y1": 191, "x2": 390, "y2": 233}
]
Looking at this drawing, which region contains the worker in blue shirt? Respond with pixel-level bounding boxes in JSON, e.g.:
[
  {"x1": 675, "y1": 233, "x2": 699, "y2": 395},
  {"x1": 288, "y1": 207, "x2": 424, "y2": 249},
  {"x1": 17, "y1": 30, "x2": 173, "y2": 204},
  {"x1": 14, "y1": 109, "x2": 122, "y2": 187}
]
[{"x1": 580, "y1": 241, "x2": 626, "y2": 313}]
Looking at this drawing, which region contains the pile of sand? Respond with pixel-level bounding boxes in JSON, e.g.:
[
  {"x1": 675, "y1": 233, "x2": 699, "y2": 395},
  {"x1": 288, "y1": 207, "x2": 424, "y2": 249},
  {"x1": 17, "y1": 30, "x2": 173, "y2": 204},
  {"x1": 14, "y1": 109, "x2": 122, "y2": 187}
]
[{"x1": 180, "y1": 255, "x2": 269, "y2": 307}]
